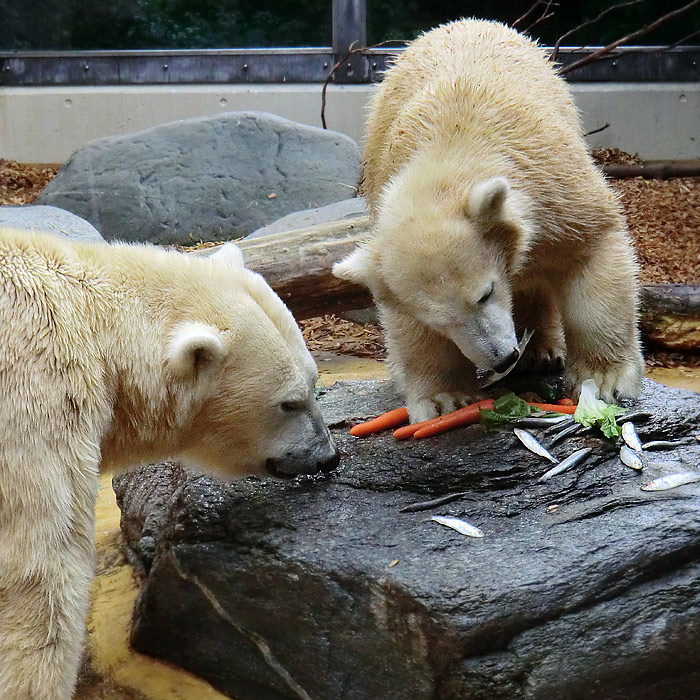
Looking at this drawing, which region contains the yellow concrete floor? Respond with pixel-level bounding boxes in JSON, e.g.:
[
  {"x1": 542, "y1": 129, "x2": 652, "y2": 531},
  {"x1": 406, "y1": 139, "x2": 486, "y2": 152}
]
[{"x1": 77, "y1": 355, "x2": 699, "y2": 699}]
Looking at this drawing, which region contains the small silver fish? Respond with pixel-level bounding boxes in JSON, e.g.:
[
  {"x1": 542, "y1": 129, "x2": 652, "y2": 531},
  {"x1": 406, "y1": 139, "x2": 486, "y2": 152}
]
[
  {"x1": 513, "y1": 428, "x2": 558, "y2": 464},
  {"x1": 621, "y1": 422, "x2": 643, "y2": 452},
  {"x1": 619, "y1": 444, "x2": 644, "y2": 471},
  {"x1": 548, "y1": 421, "x2": 584, "y2": 447},
  {"x1": 514, "y1": 415, "x2": 570, "y2": 428},
  {"x1": 542, "y1": 416, "x2": 575, "y2": 435},
  {"x1": 642, "y1": 439, "x2": 685, "y2": 451},
  {"x1": 616, "y1": 411, "x2": 651, "y2": 425},
  {"x1": 538, "y1": 447, "x2": 593, "y2": 483},
  {"x1": 431, "y1": 515, "x2": 484, "y2": 538},
  {"x1": 480, "y1": 329, "x2": 534, "y2": 388},
  {"x1": 641, "y1": 472, "x2": 700, "y2": 492}
]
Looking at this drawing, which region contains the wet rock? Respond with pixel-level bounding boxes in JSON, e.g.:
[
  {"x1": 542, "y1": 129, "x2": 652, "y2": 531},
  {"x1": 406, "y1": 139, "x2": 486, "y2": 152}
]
[
  {"x1": 115, "y1": 379, "x2": 700, "y2": 700},
  {"x1": 36, "y1": 112, "x2": 361, "y2": 245},
  {"x1": 0, "y1": 204, "x2": 104, "y2": 242}
]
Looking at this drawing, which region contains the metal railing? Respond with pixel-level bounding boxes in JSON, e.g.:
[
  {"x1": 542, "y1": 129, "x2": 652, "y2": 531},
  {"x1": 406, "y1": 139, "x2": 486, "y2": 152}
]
[{"x1": 1, "y1": 0, "x2": 699, "y2": 86}]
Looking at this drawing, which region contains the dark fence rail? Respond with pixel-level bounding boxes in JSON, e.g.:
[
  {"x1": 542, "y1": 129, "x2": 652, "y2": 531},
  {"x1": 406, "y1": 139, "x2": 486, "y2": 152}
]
[{"x1": 1, "y1": 46, "x2": 699, "y2": 86}]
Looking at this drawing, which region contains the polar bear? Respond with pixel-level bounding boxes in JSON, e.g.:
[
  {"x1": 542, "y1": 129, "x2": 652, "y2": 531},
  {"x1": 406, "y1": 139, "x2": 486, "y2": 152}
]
[
  {"x1": 0, "y1": 227, "x2": 338, "y2": 700},
  {"x1": 334, "y1": 18, "x2": 644, "y2": 422}
]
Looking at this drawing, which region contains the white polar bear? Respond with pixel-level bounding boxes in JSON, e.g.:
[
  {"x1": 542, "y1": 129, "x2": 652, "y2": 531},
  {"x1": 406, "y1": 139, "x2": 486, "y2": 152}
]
[
  {"x1": 335, "y1": 18, "x2": 644, "y2": 422},
  {"x1": 0, "y1": 227, "x2": 338, "y2": 700}
]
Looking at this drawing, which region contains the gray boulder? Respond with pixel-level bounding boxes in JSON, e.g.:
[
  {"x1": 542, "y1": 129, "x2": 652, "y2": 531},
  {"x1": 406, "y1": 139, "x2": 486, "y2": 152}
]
[
  {"x1": 245, "y1": 197, "x2": 368, "y2": 239},
  {"x1": 36, "y1": 112, "x2": 361, "y2": 245},
  {"x1": 114, "y1": 378, "x2": 700, "y2": 700},
  {"x1": 0, "y1": 205, "x2": 104, "y2": 242}
]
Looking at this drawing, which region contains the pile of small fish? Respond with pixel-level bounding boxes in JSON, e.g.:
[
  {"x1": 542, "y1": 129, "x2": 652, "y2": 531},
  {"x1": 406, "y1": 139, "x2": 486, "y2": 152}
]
[
  {"x1": 424, "y1": 409, "x2": 699, "y2": 540},
  {"x1": 617, "y1": 418, "x2": 700, "y2": 491},
  {"x1": 514, "y1": 410, "x2": 699, "y2": 490}
]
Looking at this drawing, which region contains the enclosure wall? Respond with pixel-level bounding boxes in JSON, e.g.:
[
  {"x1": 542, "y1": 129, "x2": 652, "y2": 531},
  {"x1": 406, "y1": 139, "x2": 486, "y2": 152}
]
[{"x1": 1, "y1": 83, "x2": 698, "y2": 163}]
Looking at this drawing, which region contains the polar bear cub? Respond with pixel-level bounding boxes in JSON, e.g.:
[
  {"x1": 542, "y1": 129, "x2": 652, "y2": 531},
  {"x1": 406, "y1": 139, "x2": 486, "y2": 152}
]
[
  {"x1": 335, "y1": 19, "x2": 644, "y2": 422},
  {"x1": 0, "y1": 228, "x2": 338, "y2": 699}
]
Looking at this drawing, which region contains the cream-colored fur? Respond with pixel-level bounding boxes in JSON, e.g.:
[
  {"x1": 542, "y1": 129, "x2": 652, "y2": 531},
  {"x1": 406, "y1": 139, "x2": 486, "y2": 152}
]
[
  {"x1": 335, "y1": 19, "x2": 643, "y2": 421},
  {"x1": 0, "y1": 229, "x2": 337, "y2": 699}
]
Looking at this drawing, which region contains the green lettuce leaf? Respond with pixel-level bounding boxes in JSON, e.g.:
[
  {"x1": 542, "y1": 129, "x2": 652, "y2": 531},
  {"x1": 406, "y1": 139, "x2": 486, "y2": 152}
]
[
  {"x1": 479, "y1": 392, "x2": 536, "y2": 429},
  {"x1": 573, "y1": 379, "x2": 624, "y2": 438}
]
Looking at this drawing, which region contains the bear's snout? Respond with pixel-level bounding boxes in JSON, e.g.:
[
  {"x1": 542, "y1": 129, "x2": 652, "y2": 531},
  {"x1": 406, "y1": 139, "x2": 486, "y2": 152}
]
[
  {"x1": 266, "y1": 443, "x2": 340, "y2": 478},
  {"x1": 493, "y1": 348, "x2": 520, "y2": 374}
]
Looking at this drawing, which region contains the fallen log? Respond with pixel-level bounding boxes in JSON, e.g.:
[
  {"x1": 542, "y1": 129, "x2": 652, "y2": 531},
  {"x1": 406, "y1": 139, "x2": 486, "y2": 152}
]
[
  {"x1": 189, "y1": 217, "x2": 374, "y2": 320},
  {"x1": 189, "y1": 221, "x2": 700, "y2": 352},
  {"x1": 603, "y1": 161, "x2": 700, "y2": 179},
  {"x1": 640, "y1": 284, "x2": 700, "y2": 351}
]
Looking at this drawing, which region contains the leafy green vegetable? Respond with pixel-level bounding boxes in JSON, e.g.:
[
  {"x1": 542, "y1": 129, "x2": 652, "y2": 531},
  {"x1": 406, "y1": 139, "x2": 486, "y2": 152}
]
[
  {"x1": 573, "y1": 379, "x2": 624, "y2": 438},
  {"x1": 480, "y1": 392, "x2": 537, "y2": 429}
]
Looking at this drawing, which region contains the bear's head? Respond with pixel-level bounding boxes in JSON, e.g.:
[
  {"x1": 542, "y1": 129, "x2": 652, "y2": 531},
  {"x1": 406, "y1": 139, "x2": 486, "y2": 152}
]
[
  {"x1": 335, "y1": 175, "x2": 533, "y2": 373},
  {"x1": 165, "y1": 244, "x2": 339, "y2": 479}
]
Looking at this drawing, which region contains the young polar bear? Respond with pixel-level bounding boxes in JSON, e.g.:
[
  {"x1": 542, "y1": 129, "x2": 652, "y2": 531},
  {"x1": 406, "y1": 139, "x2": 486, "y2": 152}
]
[
  {"x1": 0, "y1": 227, "x2": 338, "y2": 700},
  {"x1": 334, "y1": 18, "x2": 644, "y2": 422}
]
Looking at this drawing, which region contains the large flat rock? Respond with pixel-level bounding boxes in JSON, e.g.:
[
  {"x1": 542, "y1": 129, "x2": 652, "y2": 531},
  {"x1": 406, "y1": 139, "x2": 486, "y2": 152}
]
[
  {"x1": 0, "y1": 205, "x2": 104, "y2": 242},
  {"x1": 115, "y1": 379, "x2": 700, "y2": 700},
  {"x1": 36, "y1": 112, "x2": 361, "y2": 245}
]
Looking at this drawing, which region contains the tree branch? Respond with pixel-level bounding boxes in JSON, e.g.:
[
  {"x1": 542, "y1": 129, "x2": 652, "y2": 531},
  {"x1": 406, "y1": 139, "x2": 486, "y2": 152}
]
[
  {"x1": 512, "y1": 1, "x2": 547, "y2": 29},
  {"x1": 321, "y1": 40, "x2": 405, "y2": 130},
  {"x1": 552, "y1": 0, "x2": 647, "y2": 62},
  {"x1": 559, "y1": 0, "x2": 700, "y2": 75}
]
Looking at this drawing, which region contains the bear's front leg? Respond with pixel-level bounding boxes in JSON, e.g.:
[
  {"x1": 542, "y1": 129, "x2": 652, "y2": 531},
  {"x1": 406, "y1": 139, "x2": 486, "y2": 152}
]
[
  {"x1": 561, "y1": 233, "x2": 644, "y2": 402},
  {"x1": 0, "y1": 469, "x2": 96, "y2": 700},
  {"x1": 513, "y1": 287, "x2": 566, "y2": 373},
  {"x1": 380, "y1": 304, "x2": 482, "y2": 422}
]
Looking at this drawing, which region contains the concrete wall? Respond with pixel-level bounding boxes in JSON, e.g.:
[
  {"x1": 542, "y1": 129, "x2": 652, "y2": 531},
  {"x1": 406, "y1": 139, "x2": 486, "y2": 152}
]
[{"x1": 1, "y1": 82, "x2": 698, "y2": 163}]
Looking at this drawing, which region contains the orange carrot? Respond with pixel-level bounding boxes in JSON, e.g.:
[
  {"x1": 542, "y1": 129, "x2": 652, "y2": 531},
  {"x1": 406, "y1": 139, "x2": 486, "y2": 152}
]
[
  {"x1": 557, "y1": 398, "x2": 575, "y2": 406},
  {"x1": 402, "y1": 399, "x2": 496, "y2": 440},
  {"x1": 350, "y1": 407, "x2": 409, "y2": 437},
  {"x1": 528, "y1": 402, "x2": 577, "y2": 414},
  {"x1": 394, "y1": 416, "x2": 444, "y2": 440}
]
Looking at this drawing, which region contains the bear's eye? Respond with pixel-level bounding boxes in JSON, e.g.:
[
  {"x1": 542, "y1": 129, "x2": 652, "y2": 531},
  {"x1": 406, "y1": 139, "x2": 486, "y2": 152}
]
[
  {"x1": 280, "y1": 401, "x2": 304, "y2": 413},
  {"x1": 477, "y1": 283, "x2": 494, "y2": 304}
]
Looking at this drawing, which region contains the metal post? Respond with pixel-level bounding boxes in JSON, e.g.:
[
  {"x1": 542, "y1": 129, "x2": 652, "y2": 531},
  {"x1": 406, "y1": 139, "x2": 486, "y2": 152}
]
[{"x1": 332, "y1": 0, "x2": 367, "y2": 83}]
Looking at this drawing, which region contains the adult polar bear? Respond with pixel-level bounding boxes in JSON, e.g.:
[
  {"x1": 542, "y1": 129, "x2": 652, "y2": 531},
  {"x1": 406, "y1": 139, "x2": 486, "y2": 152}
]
[
  {"x1": 335, "y1": 19, "x2": 644, "y2": 422},
  {"x1": 0, "y1": 227, "x2": 338, "y2": 699}
]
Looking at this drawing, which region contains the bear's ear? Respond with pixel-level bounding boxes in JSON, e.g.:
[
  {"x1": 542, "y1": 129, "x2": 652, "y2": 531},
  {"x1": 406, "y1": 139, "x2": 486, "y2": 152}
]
[
  {"x1": 332, "y1": 246, "x2": 375, "y2": 286},
  {"x1": 210, "y1": 242, "x2": 245, "y2": 269},
  {"x1": 467, "y1": 177, "x2": 510, "y2": 222},
  {"x1": 167, "y1": 322, "x2": 224, "y2": 378}
]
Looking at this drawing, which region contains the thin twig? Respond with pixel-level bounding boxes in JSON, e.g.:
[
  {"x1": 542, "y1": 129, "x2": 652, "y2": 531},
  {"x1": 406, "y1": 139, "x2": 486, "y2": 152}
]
[
  {"x1": 524, "y1": 0, "x2": 557, "y2": 35},
  {"x1": 552, "y1": 0, "x2": 647, "y2": 61},
  {"x1": 321, "y1": 40, "x2": 405, "y2": 129},
  {"x1": 584, "y1": 122, "x2": 611, "y2": 137},
  {"x1": 559, "y1": 0, "x2": 700, "y2": 75},
  {"x1": 512, "y1": 0, "x2": 546, "y2": 29}
]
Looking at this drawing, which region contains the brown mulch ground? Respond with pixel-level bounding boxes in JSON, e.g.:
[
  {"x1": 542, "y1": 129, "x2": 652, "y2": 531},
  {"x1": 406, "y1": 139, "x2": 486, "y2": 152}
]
[
  {"x1": 1, "y1": 150, "x2": 697, "y2": 367},
  {"x1": 0, "y1": 159, "x2": 58, "y2": 206}
]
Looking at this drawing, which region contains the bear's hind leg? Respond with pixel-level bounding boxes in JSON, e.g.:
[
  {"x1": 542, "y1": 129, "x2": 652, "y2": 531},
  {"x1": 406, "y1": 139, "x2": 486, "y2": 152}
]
[{"x1": 560, "y1": 234, "x2": 644, "y2": 402}]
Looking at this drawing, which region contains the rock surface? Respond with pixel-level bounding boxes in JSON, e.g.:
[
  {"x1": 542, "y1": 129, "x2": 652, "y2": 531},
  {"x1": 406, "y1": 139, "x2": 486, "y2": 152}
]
[
  {"x1": 0, "y1": 204, "x2": 104, "y2": 242},
  {"x1": 36, "y1": 112, "x2": 361, "y2": 245},
  {"x1": 245, "y1": 197, "x2": 368, "y2": 239},
  {"x1": 115, "y1": 379, "x2": 700, "y2": 700}
]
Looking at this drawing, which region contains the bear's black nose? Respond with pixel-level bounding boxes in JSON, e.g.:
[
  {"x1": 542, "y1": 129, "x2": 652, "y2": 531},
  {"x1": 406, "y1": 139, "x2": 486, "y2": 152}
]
[
  {"x1": 265, "y1": 444, "x2": 340, "y2": 478},
  {"x1": 493, "y1": 348, "x2": 520, "y2": 374},
  {"x1": 319, "y1": 445, "x2": 341, "y2": 473}
]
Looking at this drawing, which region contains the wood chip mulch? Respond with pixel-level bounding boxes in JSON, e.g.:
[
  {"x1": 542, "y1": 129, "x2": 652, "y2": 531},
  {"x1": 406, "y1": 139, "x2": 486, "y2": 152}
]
[
  {"x1": 0, "y1": 159, "x2": 59, "y2": 206},
  {"x1": 299, "y1": 314, "x2": 386, "y2": 359},
  {"x1": 1, "y1": 150, "x2": 697, "y2": 368}
]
